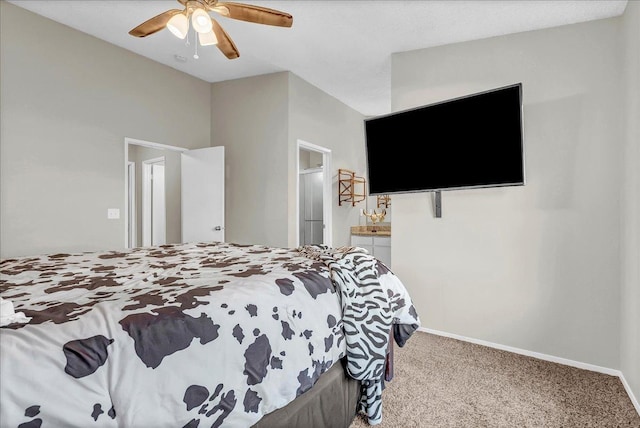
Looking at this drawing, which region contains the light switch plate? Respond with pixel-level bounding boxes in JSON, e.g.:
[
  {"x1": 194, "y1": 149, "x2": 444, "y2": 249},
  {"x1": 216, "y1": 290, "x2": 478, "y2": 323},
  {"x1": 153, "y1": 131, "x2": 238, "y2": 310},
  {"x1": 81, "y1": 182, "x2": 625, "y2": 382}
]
[{"x1": 107, "y1": 208, "x2": 120, "y2": 220}]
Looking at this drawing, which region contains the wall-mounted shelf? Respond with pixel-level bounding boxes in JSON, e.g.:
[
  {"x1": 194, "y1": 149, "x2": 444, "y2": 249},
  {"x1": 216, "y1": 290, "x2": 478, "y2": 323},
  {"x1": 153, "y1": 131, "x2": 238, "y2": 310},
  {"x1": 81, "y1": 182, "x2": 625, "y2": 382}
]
[
  {"x1": 377, "y1": 195, "x2": 391, "y2": 209},
  {"x1": 338, "y1": 168, "x2": 366, "y2": 206}
]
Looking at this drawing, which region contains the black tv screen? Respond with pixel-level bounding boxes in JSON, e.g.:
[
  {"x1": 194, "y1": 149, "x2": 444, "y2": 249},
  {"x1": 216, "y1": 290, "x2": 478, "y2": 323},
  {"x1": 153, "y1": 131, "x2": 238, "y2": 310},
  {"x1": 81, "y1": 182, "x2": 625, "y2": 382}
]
[{"x1": 365, "y1": 83, "x2": 525, "y2": 195}]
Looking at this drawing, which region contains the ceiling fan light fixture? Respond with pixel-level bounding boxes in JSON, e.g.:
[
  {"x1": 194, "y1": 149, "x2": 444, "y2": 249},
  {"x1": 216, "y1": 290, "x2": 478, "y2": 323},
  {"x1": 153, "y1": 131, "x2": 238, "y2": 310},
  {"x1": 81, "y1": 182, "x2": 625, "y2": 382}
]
[
  {"x1": 191, "y1": 8, "x2": 213, "y2": 34},
  {"x1": 198, "y1": 30, "x2": 218, "y2": 46},
  {"x1": 166, "y1": 13, "x2": 188, "y2": 39},
  {"x1": 129, "y1": 1, "x2": 292, "y2": 60}
]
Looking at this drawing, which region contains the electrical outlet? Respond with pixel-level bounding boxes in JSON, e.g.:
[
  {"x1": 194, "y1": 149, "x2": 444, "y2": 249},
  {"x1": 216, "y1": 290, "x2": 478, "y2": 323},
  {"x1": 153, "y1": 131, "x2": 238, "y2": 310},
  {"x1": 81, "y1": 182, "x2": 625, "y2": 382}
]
[{"x1": 107, "y1": 208, "x2": 120, "y2": 220}]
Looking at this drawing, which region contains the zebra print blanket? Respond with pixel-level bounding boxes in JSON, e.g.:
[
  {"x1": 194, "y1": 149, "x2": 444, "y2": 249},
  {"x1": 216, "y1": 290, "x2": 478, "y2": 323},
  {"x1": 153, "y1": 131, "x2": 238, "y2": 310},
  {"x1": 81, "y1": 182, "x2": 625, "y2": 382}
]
[{"x1": 297, "y1": 245, "x2": 420, "y2": 425}]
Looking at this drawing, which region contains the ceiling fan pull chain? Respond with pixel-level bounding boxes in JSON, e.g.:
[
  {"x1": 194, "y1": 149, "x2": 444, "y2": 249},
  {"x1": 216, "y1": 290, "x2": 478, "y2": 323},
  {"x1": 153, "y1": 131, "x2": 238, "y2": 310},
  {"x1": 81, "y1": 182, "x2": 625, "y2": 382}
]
[
  {"x1": 193, "y1": 34, "x2": 199, "y2": 59},
  {"x1": 185, "y1": 27, "x2": 190, "y2": 47}
]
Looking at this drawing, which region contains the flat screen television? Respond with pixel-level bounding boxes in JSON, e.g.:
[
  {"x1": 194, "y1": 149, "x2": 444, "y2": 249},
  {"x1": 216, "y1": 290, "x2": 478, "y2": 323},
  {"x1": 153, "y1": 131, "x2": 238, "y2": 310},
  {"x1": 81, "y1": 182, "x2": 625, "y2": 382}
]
[{"x1": 364, "y1": 83, "x2": 525, "y2": 195}]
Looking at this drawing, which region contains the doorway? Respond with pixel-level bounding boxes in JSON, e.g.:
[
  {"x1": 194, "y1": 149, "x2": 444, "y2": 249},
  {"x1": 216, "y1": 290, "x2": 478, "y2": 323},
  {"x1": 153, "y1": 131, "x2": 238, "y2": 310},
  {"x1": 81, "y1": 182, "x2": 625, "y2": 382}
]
[
  {"x1": 125, "y1": 138, "x2": 186, "y2": 249},
  {"x1": 299, "y1": 167, "x2": 323, "y2": 245},
  {"x1": 296, "y1": 140, "x2": 332, "y2": 247},
  {"x1": 124, "y1": 138, "x2": 225, "y2": 249},
  {"x1": 142, "y1": 157, "x2": 166, "y2": 246}
]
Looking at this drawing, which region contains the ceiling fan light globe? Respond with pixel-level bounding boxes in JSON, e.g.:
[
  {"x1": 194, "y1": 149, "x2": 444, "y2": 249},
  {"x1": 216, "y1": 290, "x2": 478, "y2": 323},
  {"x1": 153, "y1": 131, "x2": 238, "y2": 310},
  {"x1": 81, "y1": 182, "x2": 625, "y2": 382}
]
[
  {"x1": 192, "y1": 8, "x2": 213, "y2": 33},
  {"x1": 166, "y1": 13, "x2": 188, "y2": 39},
  {"x1": 199, "y1": 30, "x2": 218, "y2": 46}
]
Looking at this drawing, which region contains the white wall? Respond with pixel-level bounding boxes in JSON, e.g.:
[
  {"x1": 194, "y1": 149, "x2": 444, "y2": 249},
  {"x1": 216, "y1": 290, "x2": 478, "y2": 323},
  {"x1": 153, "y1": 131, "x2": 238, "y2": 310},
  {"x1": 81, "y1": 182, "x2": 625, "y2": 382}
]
[
  {"x1": 621, "y1": 0, "x2": 640, "y2": 403},
  {"x1": 0, "y1": 2, "x2": 211, "y2": 257},
  {"x1": 391, "y1": 18, "x2": 623, "y2": 368}
]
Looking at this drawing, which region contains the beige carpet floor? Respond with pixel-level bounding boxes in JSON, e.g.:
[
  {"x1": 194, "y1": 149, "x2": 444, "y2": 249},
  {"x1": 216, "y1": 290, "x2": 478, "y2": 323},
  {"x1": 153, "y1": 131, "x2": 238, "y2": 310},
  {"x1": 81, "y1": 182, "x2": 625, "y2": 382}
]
[{"x1": 350, "y1": 331, "x2": 640, "y2": 428}]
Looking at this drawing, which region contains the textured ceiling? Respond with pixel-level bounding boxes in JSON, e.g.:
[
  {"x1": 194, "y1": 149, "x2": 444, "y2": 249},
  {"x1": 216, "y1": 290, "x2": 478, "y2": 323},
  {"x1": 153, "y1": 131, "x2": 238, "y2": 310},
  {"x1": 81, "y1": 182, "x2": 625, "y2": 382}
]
[{"x1": 7, "y1": 0, "x2": 629, "y2": 116}]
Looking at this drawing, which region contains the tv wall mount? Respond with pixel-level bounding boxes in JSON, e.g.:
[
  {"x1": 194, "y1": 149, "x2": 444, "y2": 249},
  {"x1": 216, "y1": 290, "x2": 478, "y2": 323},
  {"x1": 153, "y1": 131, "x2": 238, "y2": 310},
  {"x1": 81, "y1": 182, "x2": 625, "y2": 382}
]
[{"x1": 434, "y1": 191, "x2": 442, "y2": 218}]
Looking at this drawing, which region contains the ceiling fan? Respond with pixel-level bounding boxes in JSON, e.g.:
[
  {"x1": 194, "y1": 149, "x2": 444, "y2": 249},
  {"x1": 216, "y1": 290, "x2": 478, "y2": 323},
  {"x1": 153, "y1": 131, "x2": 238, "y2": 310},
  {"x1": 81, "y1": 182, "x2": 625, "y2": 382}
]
[{"x1": 129, "y1": 0, "x2": 293, "y2": 60}]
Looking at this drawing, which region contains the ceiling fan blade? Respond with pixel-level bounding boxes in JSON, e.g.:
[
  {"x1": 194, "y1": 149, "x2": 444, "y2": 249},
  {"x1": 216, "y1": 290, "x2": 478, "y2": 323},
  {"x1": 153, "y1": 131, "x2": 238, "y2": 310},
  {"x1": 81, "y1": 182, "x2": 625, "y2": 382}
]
[
  {"x1": 129, "y1": 9, "x2": 182, "y2": 37},
  {"x1": 212, "y1": 2, "x2": 293, "y2": 27},
  {"x1": 211, "y1": 18, "x2": 240, "y2": 59}
]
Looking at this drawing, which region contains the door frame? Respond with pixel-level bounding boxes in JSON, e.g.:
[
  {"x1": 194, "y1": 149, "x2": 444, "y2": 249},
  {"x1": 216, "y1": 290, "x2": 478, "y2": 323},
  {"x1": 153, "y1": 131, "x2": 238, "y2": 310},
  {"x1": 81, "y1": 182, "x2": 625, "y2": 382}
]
[
  {"x1": 296, "y1": 140, "x2": 332, "y2": 247},
  {"x1": 127, "y1": 161, "x2": 136, "y2": 247},
  {"x1": 123, "y1": 137, "x2": 187, "y2": 248}
]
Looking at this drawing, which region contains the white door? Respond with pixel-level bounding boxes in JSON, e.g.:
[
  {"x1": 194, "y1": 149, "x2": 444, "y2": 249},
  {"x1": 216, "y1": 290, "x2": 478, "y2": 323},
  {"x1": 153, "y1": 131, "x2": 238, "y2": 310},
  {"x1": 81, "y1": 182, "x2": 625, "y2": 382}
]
[{"x1": 181, "y1": 146, "x2": 225, "y2": 243}]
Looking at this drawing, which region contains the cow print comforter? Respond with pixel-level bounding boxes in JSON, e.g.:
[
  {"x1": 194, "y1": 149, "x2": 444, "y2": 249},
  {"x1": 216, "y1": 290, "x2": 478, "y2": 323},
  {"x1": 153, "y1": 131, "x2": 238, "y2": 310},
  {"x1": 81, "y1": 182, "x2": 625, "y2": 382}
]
[{"x1": 0, "y1": 241, "x2": 418, "y2": 427}]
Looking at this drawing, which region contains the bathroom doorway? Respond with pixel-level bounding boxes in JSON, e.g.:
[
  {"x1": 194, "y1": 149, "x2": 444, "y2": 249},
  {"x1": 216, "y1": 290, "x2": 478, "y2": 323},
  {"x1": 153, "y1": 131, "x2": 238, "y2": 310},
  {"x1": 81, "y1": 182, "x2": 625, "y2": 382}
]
[{"x1": 296, "y1": 140, "x2": 332, "y2": 247}]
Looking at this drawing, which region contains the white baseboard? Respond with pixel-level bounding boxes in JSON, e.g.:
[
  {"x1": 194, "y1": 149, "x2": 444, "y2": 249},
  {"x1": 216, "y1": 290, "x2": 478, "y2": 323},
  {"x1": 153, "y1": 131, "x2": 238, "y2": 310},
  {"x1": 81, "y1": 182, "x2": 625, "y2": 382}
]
[
  {"x1": 419, "y1": 327, "x2": 640, "y2": 416},
  {"x1": 619, "y1": 372, "x2": 640, "y2": 416},
  {"x1": 418, "y1": 327, "x2": 618, "y2": 375}
]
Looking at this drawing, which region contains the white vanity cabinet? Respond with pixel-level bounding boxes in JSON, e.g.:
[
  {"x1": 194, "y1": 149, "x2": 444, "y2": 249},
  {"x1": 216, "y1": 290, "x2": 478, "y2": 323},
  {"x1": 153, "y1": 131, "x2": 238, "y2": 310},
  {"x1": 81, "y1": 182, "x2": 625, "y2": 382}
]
[
  {"x1": 373, "y1": 236, "x2": 391, "y2": 267},
  {"x1": 350, "y1": 234, "x2": 391, "y2": 267}
]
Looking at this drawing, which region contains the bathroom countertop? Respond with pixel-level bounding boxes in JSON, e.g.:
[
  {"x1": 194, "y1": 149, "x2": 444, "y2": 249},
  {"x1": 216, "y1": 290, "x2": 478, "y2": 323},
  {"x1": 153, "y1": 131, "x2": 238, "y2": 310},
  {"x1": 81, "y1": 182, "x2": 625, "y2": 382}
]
[{"x1": 350, "y1": 225, "x2": 391, "y2": 236}]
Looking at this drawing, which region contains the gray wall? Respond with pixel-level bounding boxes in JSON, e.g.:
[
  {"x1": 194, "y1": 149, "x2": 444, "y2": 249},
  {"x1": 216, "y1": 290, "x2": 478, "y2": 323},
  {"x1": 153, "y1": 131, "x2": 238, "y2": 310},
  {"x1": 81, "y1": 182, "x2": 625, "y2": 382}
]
[
  {"x1": 127, "y1": 145, "x2": 182, "y2": 246},
  {"x1": 210, "y1": 73, "x2": 290, "y2": 248},
  {"x1": 288, "y1": 73, "x2": 366, "y2": 248},
  {"x1": 621, "y1": 0, "x2": 640, "y2": 404},
  {"x1": 0, "y1": 2, "x2": 211, "y2": 257},
  {"x1": 211, "y1": 71, "x2": 366, "y2": 249},
  {"x1": 390, "y1": 18, "x2": 623, "y2": 369},
  {"x1": 299, "y1": 149, "x2": 323, "y2": 171}
]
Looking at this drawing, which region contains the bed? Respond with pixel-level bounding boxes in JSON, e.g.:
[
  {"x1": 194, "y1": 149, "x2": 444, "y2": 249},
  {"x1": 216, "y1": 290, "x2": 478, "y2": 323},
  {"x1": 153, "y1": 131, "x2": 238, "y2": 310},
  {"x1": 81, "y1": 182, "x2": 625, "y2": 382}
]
[{"x1": 0, "y1": 241, "x2": 420, "y2": 427}]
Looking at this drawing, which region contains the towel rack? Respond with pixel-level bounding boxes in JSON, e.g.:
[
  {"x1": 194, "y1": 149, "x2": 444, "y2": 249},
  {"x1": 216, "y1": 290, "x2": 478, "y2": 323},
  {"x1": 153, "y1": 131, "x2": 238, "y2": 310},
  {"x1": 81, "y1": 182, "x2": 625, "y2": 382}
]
[{"x1": 338, "y1": 169, "x2": 366, "y2": 206}]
